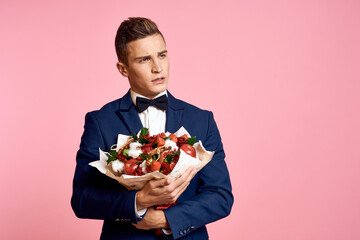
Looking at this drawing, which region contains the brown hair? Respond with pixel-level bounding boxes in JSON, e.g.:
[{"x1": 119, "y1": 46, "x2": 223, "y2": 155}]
[{"x1": 115, "y1": 17, "x2": 164, "y2": 65}]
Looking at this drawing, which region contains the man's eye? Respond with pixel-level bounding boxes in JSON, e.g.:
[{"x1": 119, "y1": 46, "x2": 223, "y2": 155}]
[
  {"x1": 140, "y1": 57, "x2": 150, "y2": 62},
  {"x1": 160, "y1": 53, "x2": 167, "y2": 58}
]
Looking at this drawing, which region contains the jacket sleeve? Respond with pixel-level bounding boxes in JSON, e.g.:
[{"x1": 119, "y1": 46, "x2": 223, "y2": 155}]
[
  {"x1": 163, "y1": 111, "x2": 234, "y2": 239},
  {"x1": 71, "y1": 112, "x2": 139, "y2": 223}
]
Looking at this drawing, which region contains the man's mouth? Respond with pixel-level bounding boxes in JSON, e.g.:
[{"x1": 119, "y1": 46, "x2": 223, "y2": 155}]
[{"x1": 151, "y1": 77, "x2": 165, "y2": 83}]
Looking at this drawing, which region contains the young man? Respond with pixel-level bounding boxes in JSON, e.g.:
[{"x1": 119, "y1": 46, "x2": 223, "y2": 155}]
[{"x1": 71, "y1": 17, "x2": 233, "y2": 240}]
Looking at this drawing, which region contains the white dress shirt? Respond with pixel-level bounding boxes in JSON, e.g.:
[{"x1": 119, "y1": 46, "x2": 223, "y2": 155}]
[
  {"x1": 130, "y1": 89, "x2": 167, "y2": 136},
  {"x1": 130, "y1": 89, "x2": 171, "y2": 235}
]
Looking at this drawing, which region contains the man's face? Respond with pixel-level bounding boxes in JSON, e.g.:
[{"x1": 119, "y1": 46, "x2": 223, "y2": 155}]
[{"x1": 117, "y1": 34, "x2": 169, "y2": 99}]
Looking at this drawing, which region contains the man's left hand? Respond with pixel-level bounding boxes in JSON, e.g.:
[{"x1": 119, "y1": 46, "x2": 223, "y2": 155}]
[{"x1": 133, "y1": 207, "x2": 170, "y2": 230}]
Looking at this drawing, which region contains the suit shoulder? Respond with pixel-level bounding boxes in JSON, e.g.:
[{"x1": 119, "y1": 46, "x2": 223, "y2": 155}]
[{"x1": 170, "y1": 95, "x2": 211, "y2": 115}]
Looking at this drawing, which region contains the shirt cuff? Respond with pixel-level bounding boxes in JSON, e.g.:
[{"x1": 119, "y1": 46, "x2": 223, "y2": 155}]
[
  {"x1": 162, "y1": 228, "x2": 172, "y2": 235},
  {"x1": 134, "y1": 192, "x2": 147, "y2": 220}
]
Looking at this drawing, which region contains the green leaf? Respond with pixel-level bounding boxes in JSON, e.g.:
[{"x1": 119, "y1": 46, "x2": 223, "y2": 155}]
[
  {"x1": 152, "y1": 154, "x2": 158, "y2": 160},
  {"x1": 139, "y1": 128, "x2": 149, "y2": 137},
  {"x1": 187, "y1": 136, "x2": 196, "y2": 146},
  {"x1": 105, "y1": 150, "x2": 118, "y2": 164},
  {"x1": 130, "y1": 134, "x2": 138, "y2": 141},
  {"x1": 123, "y1": 148, "x2": 129, "y2": 158},
  {"x1": 139, "y1": 137, "x2": 151, "y2": 144},
  {"x1": 163, "y1": 137, "x2": 170, "y2": 140},
  {"x1": 140, "y1": 153, "x2": 150, "y2": 160},
  {"x1": 109, "y1": 150, "x2": 118, "y2": 158},
  {"x1": 164, "y1": 154, "x2": 174, "y2": 163}
]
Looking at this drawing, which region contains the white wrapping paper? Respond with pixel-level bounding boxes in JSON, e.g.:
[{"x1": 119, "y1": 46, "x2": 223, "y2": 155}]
[{"x1": 89, "y1": 127, "x2": 214, "y2": 190}]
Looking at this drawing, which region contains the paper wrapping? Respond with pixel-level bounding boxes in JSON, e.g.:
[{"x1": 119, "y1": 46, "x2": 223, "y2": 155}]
[{"x1": 89, "y1": 127, "x2": 215, "y2": 190}]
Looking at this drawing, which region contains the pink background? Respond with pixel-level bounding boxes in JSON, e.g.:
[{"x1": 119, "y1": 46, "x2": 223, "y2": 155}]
[{"x1": 1, "y1": 0, "x2": 359, "y2": 239}]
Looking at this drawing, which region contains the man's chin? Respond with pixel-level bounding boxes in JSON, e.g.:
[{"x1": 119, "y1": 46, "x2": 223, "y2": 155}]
[
  {"x1": 138, "y1": 87, "x2": 167, "y2": 99},
  {"x1": 151, "y1": 84, "x2": 168, "y2": 95}
]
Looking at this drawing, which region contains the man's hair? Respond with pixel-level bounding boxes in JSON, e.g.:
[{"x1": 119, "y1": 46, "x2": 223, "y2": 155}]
[{"x1": 115, "y1": 17, "x2": 164, "y2": 65}]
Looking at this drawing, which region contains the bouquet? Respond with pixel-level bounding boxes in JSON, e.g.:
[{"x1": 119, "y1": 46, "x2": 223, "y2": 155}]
[{"x1": 89, "y1": 127, "x2": 214, "y2": 190}]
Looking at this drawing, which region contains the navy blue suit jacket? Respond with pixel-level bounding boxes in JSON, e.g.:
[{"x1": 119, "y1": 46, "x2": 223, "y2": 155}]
[{"x1": 71, "y1": 90, "x2": 233, "y2": 239}]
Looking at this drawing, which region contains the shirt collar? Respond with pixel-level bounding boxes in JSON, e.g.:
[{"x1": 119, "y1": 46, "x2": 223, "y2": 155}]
[{"x1": 130, "y1": 89, "x2": 168, "y2": 106}]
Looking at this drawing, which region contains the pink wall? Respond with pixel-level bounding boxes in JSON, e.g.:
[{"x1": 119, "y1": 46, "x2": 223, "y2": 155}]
[{"x1": 1, "y1": 0, "x2": 359, "y2": 239}]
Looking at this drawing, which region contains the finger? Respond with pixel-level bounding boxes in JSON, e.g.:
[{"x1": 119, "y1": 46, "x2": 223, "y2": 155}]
[
  {"x1": 189, "y1": 168, "x2": 197, "y2": 180},
  {"x1": 167, "y1": 166, "x2": 194, "y2": 192},
  {"x1": 133, "y1": 223, "x2": 146, "y2": 230},
  {"x1": 132, "y1": 223, "x2": 140, "y2": 229},
  {"x1": 173, "y1": 177, "x2": 191, "y2": 199},
  {"x1": 177, "y1": 166, "x2": 194, "y2": 182},
  {"x1": 174, "y1": 169, "x2": 195, "y2": 194},
  {"x1": 144, "y1": 178, "x2": 172, "y2": 199},
  {"x1": 173, "y1": 168, "x2": 198, "y2": 198},
  {"x1": 179, "y1": 166, "x2": 195, "y2": 183},
  {"x1": 183, "y1": 166, "x2": 194, "y2": 176},
  {"x1": 149, "y1": 177, "x2": 171, "y2": 188},
  {"x1": 173, "y1": 166, "x2": 193, "y2": 180}
]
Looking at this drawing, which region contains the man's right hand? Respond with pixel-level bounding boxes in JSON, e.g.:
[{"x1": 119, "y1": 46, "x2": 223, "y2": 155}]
[{"x1": 136, "y1": 166, "x2": 197, "y2": 211}]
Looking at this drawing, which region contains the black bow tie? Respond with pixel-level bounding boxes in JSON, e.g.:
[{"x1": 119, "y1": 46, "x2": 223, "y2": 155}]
[{"x1": 135, "y1": 94, "x2": 168, "y2": 113}]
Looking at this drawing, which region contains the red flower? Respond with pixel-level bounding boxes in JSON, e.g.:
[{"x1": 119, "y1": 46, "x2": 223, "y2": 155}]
[{"x1": 141, "y1": 143, "x2": 153, "y2": 154}]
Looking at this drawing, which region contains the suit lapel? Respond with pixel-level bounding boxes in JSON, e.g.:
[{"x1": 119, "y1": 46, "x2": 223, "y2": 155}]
[
  {"x1": 166, "y1": 92, "x2": 184, "y2": 133},
  {"x1": 115, "y1": 90, "x2": 143, "y2": 135}
]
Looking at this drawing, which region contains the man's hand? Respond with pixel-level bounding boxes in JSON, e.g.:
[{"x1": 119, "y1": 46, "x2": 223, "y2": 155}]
[
  {"x1": 132, "y1": 207, "x2": 169, "y2": 230},
  {"x1": 136, "y1": 166, "x2": 197, "y2": 210}
]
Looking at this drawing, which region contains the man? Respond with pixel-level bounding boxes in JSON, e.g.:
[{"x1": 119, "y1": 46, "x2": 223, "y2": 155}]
[{"x1": 71, "y1": 17, "x2": 233, "y2": 240}]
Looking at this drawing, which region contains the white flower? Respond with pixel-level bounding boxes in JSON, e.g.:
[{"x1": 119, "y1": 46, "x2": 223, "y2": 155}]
[
  {"x1": 140, "y1": 160, "x2": 149, "y2": 174},
  {"x1": 111, "y1": 160, "x2": 124, "y2": 173},
  {"x1": 127, "y1": 142, "x2": 143, "y2": 158},
  {"x1": 165, "y1": 139, "x2": 178, "y2": 151}
]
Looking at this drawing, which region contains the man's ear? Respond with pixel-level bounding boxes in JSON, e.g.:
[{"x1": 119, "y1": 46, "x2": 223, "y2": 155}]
[{"x1": 116, "y1": 62, "x2": 129, "y2": 77}]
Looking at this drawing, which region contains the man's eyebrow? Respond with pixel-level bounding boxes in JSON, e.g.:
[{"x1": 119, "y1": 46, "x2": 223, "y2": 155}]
[
  {"x1": 134, "y1": 55, "x2": 150, "y2": 60},
  {"x1": 134, "y1": 50, "x2": 168, "y2": 60},
  {"x1": 158, "y1": 50, "x2": 168, "y2": 55}
]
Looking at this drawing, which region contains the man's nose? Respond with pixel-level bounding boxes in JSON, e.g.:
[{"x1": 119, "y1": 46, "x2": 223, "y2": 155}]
[{"x1": 151, "y1": 59, "x2": 162, "y2": 73}]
